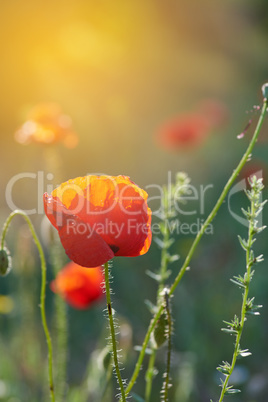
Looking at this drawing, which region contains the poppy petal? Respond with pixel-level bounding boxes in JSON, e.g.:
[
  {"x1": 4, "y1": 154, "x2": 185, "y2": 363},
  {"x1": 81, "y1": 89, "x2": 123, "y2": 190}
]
[{"x1": 58, "y1": 215, "x2": 114, "y2": 267}]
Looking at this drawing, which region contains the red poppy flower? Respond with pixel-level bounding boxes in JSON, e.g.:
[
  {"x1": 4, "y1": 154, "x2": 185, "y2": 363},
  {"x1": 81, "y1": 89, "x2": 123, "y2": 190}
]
[
  {"x1": 156, "y1": 113, "x2": 211, "y2": 151},
  {"x1": 15, "y1": 103, "x2": 78, "y2": 148},
  {"x1": 50, "y1": 262, "x2": 104, "y2": 309},
  {"x1": 44, "y1": 175, "x2": 152, "y2": 267}
]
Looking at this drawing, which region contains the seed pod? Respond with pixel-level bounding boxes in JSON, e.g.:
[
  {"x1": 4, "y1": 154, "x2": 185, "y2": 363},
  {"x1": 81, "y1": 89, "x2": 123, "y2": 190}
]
[
  {"x1": 0, "y1": 248, "x2": 11, "y2": 276},
  {"x1": 152, "y1": 312, "x2": 168, "y2": 348}
]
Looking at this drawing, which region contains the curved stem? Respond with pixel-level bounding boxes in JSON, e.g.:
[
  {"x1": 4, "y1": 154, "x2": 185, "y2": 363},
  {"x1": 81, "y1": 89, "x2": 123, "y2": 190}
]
[
  {"x1": 123, "y1": 97, "x2": 268, "y2": 399},
  {"x1": 1, "y1": 210, "x2": 55, "y2": 401},
  {"x1": 104, "y1": 262, "x2": 126, "y2": 402}
]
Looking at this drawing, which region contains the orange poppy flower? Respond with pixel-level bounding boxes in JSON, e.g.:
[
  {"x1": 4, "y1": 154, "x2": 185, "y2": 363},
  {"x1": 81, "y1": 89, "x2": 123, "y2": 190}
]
[
  {"x1": 156, "y1": 113, "x2": 211, "y2": 151},
  {"x1": 44, "y1": 175, "x2": 152, "y2": 267},
  {"x1": 50, "y1": 262, "x2": 104, "y2": 309},
  {"x1": 15, "y1": 103, "x2": 78, "y2": 148}
]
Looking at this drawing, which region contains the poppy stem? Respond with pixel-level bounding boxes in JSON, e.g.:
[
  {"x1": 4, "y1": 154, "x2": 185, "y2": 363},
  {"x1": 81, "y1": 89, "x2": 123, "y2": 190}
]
[
  {"x1": 122, "y1": 92, "x2": 268, "y2": 400},
  {"x1": 217, "y1": 177, "x2": 265, "y2": 401},
  {"x1": 103, "y1": 262, "x2": 126, "y2": 402},
  {"x1": 145, "y1": 347, "x2": 157, "y2": 402},
  {"x1": 0, "y1": 210, "x2": 55, "y2": 401},
  {"x1": 161, "y1": 289, "x2": 172, "y2": 402},
  {"x1": 50, "y1": 241, "x2": 68, "y2": 402}
]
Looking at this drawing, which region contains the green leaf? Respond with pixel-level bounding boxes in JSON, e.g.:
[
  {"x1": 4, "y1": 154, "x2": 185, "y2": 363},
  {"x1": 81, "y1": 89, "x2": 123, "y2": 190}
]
[
  {"x1": 225, "y1": 388, "x2": 241, "y2": 394},
  {"x1": 237, "y1": 235, "x2": 248, "y2": 251},
  {"x1": 146, "y1": 270, "x2": 161, "y2": 282},
  {"x1": 230, "y1": 278, "x2": 246, "y2": 289},
  {"x1": 245, "y1": 298, "x2": 262, "y2": 315},
  {"x1": 246, "y1": 310, "x2": 261, "y2": 316},
  {"x1": 217, "y1": 365, "x2": 230, "y2": 375},
  {"x1": 255, "y1": 254, "x2": 264, "y2": 263},
  {"x1": 154, "y1": 237, "x2": 165, "y2": 249},
  {"x1": 239, "y1": 349, "x2": 252, "y2": 358},
  {"x1": 166, "y1": 238, "x2": 175, "y2": 248},
  {"x1": 221, "y1": 327, "x2": 238, "y2": 335},
  {"x1": 144, "y1": 299, "x2": 157, "y2": 314},
  {"x1": 241, "y1": 207, "x2": 251, "y2": 219},
  {"x1": 162, "y1": 269, "x2": 172, "y2": 281},
  {"x1": 168, "y1": 254, "x2": 180, "y2": 263}
]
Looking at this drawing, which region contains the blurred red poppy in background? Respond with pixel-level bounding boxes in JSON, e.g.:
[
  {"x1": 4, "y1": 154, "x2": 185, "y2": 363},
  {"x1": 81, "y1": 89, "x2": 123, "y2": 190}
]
[
  {"x1": 50, "y1": 262, "x2": 104, "y2": 309},
  {"x1": 156, "y1": 112, "x2": 211, "y2": 150},
  {"x1": 44, "y1": 175, "x2": 152, "y2": 267},
  {"x1": 15, "y1": 103, "x2": 78, "y2": 148},
  {"x1": 156, "y1": 98, "x2": 228, "y2": 151}
]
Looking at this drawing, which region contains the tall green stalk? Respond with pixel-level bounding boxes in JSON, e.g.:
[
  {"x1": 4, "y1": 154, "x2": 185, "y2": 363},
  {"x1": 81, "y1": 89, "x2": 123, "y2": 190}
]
[
  {"x1": 1, "y1": 210, "x2": 55, "y2": 401},
  {"x1": 217, "y1": 176, "x2": 266, "y2": 400},
  {"x1": 145, "y1": 174, "x2": 189, "y2": 401},
  {"x1": 145, "y1": 348, "x2": 157, "y2": 402},
  {"x1": 104, "y1": 262, "x2": 126, "y2": 402},
  {"x1": 50, "y1": 241, "x2": 68, "y2": 402}
]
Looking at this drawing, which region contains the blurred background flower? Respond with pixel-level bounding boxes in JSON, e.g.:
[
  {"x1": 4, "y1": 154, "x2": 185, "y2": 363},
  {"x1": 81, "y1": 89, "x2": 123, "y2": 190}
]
[
  {"x1": 50, "y1": 261, "x2": 104, "y2": 309},
  {"x1": 156, "y1": 112, "x2": 212, "y2": 150},
  {"x1": 15, "y1": 103, "x2": 78, "y2": 148}
]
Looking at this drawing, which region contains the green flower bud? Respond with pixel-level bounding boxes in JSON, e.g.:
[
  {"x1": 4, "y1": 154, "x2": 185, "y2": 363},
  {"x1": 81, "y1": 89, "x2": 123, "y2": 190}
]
[
  {"x1": 152, "y1": 312, "x2": 168, "y2": 348},
  {"x1": 0, "y1": 248, "x2": 11, "y2": 276},
  {"x1": 262, "y1": 83, "x2": 268, "y2": 99}
]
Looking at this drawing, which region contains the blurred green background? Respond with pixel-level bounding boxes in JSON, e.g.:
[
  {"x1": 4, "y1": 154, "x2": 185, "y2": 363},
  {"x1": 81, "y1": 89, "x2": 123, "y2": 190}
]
[{"x1": 0, "y1": 0, "x2": 268, "y2": 401}]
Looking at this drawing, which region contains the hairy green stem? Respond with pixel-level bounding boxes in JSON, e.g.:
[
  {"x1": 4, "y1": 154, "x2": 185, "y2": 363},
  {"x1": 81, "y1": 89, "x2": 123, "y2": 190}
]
[
  {"x1": 145, "y1": 348, "x2": 157, "y2": 402},
  {"x1": 158, "y1": 191, "x2": 170, "y2": 298},
  {"x1": 123, "y1": 306, "x2": 164, "y2": 399},
  {"x1": 50, "y1": 243, "x2": 68, "y2": 402},
  {"x1": 104, "y1": 262, "x2": 126, "y2": 402},
  {"x1": 145, "y1": 192, "x2": 170, "y2": 402},
  {"x1": 218, "y1": 191, "x2": 258, "y2": 400},
  {"x1": 1, "y1": 210, "x2": 55, "y2": 401},
  {"x1": 122, "y1": 97, "x2": 268, "y2": 400},
  {"x1": 162, "y1": 292, "x2": 172, "y2": 402}
]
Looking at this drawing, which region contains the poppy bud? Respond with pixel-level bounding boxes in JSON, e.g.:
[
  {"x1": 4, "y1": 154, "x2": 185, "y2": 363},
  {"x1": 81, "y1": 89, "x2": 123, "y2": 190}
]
[
  {"x1": 0, "y1": 248, "x2": 11, "y2": 276},
  {"x1": 152, "y1": 312, "x2": 168, "y2": 348},
  {"x1": 262, "y1": 83, "x2": 268, "y2": 99}
]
